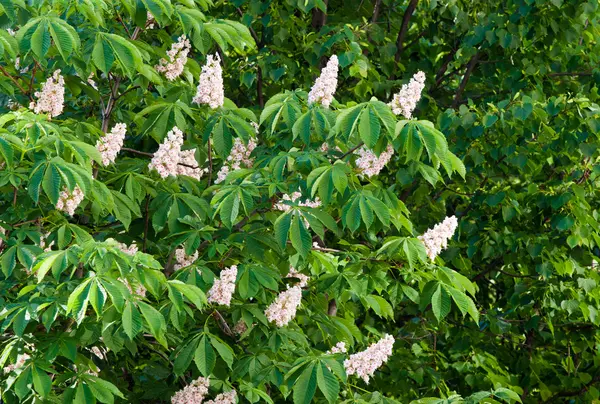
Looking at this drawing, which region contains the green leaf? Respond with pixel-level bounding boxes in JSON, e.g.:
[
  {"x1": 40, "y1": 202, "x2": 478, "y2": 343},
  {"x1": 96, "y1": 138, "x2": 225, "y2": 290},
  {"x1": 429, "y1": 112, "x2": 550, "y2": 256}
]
[
  {"x1": 93, "y1": 37, "x2": 115, "y2": 73},
  {"x1": 293, "y1": 363, "x2": 317, "y2": 404},
  {"x1": 431, "y1": 284, "x2": 451, "y2": 321},
  {"x1": 138, "y1": 301, "x2": 167, "y2": 347},
  {"x1": 358, "y1": 107, "x2": 381, "y2": 148},
  {"x1": 317, "y1": 363, "x2": 340, "y2": 403},
  {"x1": 30, "y1": 21, "x2": 50, "y2": 58},
  {"x1": 67, "y1": 279, "x2": 92, "y2": 325},
  {"x1": 174, "y1": 339, "x2": 198, "y2": 376},
  {"x1": 210, "y1": 336, "x2": 234, "y2": 369},
  {"x1": 274, "y1": 212, "x2": 292, "y2": 250},
  {"x1": 290, "y1": 214, "x2": 311, "y2": 257},
  {"x1": 122, "y1": 300, "x2": 142, "y2": 340},
  {"x1": 32, "y1": 366, "x2": 52, "y2": 398},
  {"x1": 195, "y1": 335, "x2": 216, "y2": 376}
]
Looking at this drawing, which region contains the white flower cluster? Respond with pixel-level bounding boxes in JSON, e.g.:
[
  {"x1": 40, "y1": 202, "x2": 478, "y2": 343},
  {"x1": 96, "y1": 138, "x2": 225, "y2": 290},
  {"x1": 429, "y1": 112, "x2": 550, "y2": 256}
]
[
  {"x1": 215, "y1": 138, "x2": 257, "y2": 184},
  {"x1": 355, "y1": 144, "x2": 394, "y2": 177},
  {"x1": 120, "y1": 277, "x2": 147, "y2": 298},
  {"x1": 274, "y1": 191, "x2": 321, "y2": 212},
  {"x1": 90, "y1": 346, "x2": 105, "y2": 360},
  {"x1": 56, "y1": 186, "x2": 85, "y2": 216},
  {"x1": 40, "y1": 232, "x2": 54, "y2": 252},
  {"x1": 205, "y1": 391, "x2": 237, "y2": 404},
  {"x1": 265, "y1": 285, "x2": 302, "y2": 327},
  {"x1": 171, "y1": 376, "x2": 210, "y2": 404},
  {"x1": 308, "y1": 55, "x2": 339, "y2": 108},
  {"x1": 286, "y1": 266, "x2": 310, "y2": 288},
  {"x1": 87, "y1": 73, "x2": 98, "y2": 90},
  {"x1": 117, "y1": 242, "x2": 138, "y2": 255},
  {"x1": 327, "y1": 341, "x2": 347, "y2": 354},
  {"x1": 174, "y1": 248, "x2": 199, "y2": 270},
  {"x1": 193, "y1": 54, "x2": 224, "y2": 109},
  {"x1": 148, "y1": 127, "x2": 206, "y2": 180},
  {"x1": 148, "y1": 126, "x2": 184, "y2": 178},
  {"x1": 233, "y1": 320, "x2": 248, "y2": 335},
  {"x1": 30, "y1": 70, "x2": 65, "y2": 118},
  {"x1": 320, "y1": 142, "x2": 341, "y2": 153},
  {"x1": 97, "y1": 123, "x2": 127, "y2": 166},
  {"x1": 250, "y1": 121, "x2": 259, "y2": 134},
  {"x1": 207, "y1": 265, "x2": 238, "y2": 307},
  {"x1": 0, "y1": 226, "x2": 5, "y2": 249},
  {"x1": 388, "y1": 71, "x2": 426, "y2": 119},
  {"x1": 344, "y1": 334, "x2": 395, "y2": 384},
  {"x1": 418, "y1": 215, "x2": 458, "y2": 261},
  {"x1": 3, "y1": 353, "x2": 30, "y2": 374},
  {"x1": 156, "y1": 35, "x2": 191, "y2": 81},
  {"x1": 146, "y1": 12, "x2": 155, "y2": 29},
  {"x1": 178, "y1": 149, "x2": 207, "y2": 180}
]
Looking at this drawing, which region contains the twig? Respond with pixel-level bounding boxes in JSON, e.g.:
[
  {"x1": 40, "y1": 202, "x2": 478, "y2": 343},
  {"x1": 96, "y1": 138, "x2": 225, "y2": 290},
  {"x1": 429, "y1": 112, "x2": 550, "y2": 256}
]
[
  {"x1": 121, "y1": 147, "x2": 153, "y2": 158},
  {"x1": 114, "y1": 85, "x2": 140, "y2": 102},
  {"x1": 29, "y1": 62, "x2": 39, "y2": 96},
  {"x1": 207, "y1": 139, "x2": 213, "y2": 186},
  {"x1": 372, "y1": 0, "x2": 383, "y2": 23},
  {"x1": 143, "y1": 195, "x2": 150, "y2": 253},
  {"x1": 212, "y1": 310, "x2": 235, "y2": 338},
  {"x1": 452, "y1": 52, "x2": 480, "y2": 108},
  {"x1": 340, "y1": 142, "x2": 364, "y2": 159},
  {"x1": 0, "y1": 66, "x2": 31, "y2": 99},
  {"x1": 394, "y1": 0, "x2": 419, "y2": 62}
]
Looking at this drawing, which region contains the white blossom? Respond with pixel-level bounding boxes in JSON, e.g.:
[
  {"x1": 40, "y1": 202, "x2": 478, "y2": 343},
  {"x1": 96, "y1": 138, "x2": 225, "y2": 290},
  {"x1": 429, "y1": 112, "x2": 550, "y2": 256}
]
[
  {"x1": 274, "y1": 191, "x2": 321, "y2": 212},
  {"x1": 355, "y1": 144, "x2": 394, "y2": 177},
  {"x1": 207, "y1": 265, "x2": 238, "y2": 307},
  {"x1": 215, "y1": 138, "x2": 256, "y2": 184},
  {"x1": 389, "y1": 71, "x2": 426, "y2": 119},
  {"x1": 174, "y1": 248, "x2": 199, "y2": 270},
  {"x1": 96, "y1": 123, "x2": 127, "y2": 166},
  {"x1": 418, "y1": 215, "x2": 458, "y2": 261},
  {"x1": 56, "y1": 186, "x2": 85, "y2": 216},
  {"x1": 233, "y1": 320, "x2": 248, "y2": 335},
  {"x1": 308, "y1": 55, "x2": 339, "y2": 108},
  {"x1": 90, "y1": 346, "x2": 105, "y2": 360},
  {"x1": 171, "y1": 377, "x2": 210, "y2": 404},
  {"x1": 117, "y1": 242, "x2": 138, "y2": 256},
  {"x1": 265, "y1": 286, "x2": 302, "y2": 327},
  {"x1": 120, "y1": 277, "x2": 147, "y2": 298},
  {"x1": 177, "y1": 149, "x2": 207, "y2": 180},
  {"x1": 87, "y1": 73, "x2": 98, "y2": 90},
  {"x1": 205, "y1": 391, "x2": 237, "y2": 404},
  {"x1": 148, "y1": 126, "x2": 184, "y2": 178},
  {"x1": 344, "y1": 334, "x2": 395, "y2": 383},
  {"x1": 0, "y1": 226, "x2": 5, "y2": 249},
  {"x1": 30, "y1": 70, "x2": 65, "y2": 118},
  {"x1": 250, "y1": 121, "x2": 259, "y2": 134},
  {"x1": 193, "y1": 54, "x2": 224, "y2": 109},
  {"x1": 2, "y1": 353, "x2": 30, "y2": 374},
  {"x1": 40, "y1": 232, "x2": 54, "y2": 252},
  {"x1": 156, "y1": 35, "x2": 191, "y2": 81},
  {"x1": 286, "y1": 266, "x2": 309, "y2": 288},
  {"x1": 327, "y1": 341, "x2": 347, "y2": 354},
  {"x1": 146, "y1": 11, "x2": 155, "y2": 29}
]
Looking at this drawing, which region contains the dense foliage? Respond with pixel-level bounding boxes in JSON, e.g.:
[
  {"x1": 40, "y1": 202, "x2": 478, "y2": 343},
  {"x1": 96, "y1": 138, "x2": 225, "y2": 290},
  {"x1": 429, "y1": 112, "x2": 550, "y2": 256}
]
[{"x1": 1, "y1": 0, "x2": 599, "y2": 403}]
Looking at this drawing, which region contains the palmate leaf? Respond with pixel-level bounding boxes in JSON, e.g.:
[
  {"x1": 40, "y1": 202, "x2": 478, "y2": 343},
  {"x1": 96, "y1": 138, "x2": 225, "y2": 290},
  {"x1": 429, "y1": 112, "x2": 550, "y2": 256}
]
[{"x1": 15, "y1": 16, "x2": 80, "y2": 60}]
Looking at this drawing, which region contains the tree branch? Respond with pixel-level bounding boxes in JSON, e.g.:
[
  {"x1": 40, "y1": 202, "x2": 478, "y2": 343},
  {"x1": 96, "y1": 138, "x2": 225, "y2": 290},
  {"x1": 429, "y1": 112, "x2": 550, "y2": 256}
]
[
  {"x1": 394, "y1": 0, "x2": 419, "y2": 62},
  {"x1": 452, "y1": 52, "x2": 480, "y2": 108},
  {"x1": 0, "y1": 65, "x2": 31, "y2": 99},
  {"x1": 372, "y1": 0, "x2": 383, "y2": 23},
  {"x1": 340, "y1": 142, "x2": 363, "y2": 159}
]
